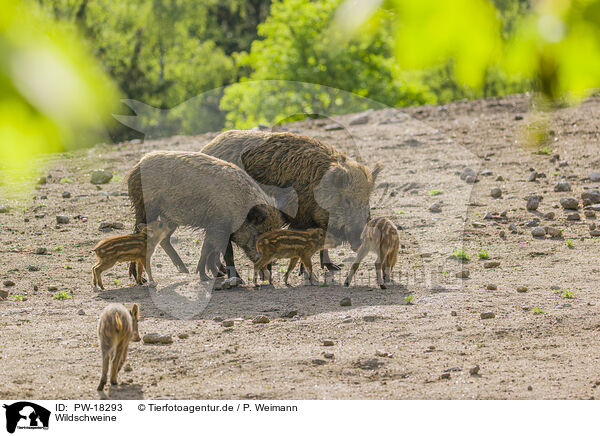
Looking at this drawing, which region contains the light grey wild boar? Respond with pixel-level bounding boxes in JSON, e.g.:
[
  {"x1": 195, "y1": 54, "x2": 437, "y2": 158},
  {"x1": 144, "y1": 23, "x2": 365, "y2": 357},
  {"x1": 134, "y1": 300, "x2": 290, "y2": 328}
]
[
  {"x1": 97, "y1": 303, "x2": 140, "y2": 390},
  {"x1": 344, "y1": 217, "x2": 399, "y2": 289},
  {"x1": 126, "y1": 151, "x2": 285, "y2": 280},
  {"x1": 93, "y1": 218, "x2": 173, "y2": 289},
  {"x1": 201, "y1": 130, "x2": 382, "y2": 278},
  {"x1": 253, "y1": 228, "x2": 336, "y2": 287}
]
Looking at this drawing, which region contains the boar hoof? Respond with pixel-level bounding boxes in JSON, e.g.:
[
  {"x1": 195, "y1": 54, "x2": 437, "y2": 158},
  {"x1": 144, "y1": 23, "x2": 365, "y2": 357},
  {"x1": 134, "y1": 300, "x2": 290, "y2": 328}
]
[
  {"x1": 178, "y1": 265, "x2": 190, "y2": 274},
  {"x1": 324, "y1": 263, "x2": 342, "y2": 272},
  {"x1": 343, "y1": 281, "x2": 350, "y2": 287},
  {"x1": 97, "y1": 381, "x2": 105, "y2": 391},
  {"x1": 148, "y1": 281, "x2": 157, "y2": 288},
  {"x1": 379, "y1": 284, "x2": 387, "y2": 290}
]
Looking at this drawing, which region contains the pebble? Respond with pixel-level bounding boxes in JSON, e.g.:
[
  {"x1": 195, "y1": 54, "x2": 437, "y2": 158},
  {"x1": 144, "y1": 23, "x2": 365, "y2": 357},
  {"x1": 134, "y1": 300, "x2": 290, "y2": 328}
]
[
  {"x1": 472, "y1": 222, "x2": 486, "y2": 228},
  {"x1": 221, "y1": 277, "x2": 243, "y2": 289},
  {"x1": 560, "y1": 197, "x2": 579, "y2": 210},
  {"x1": 323, "y1": 353, "x2": 335, "y2": 359},
  {"x1": 508, "y1": 224, "x2": 518, "y2": 233},
  {"x1": 484, "y1": 261, "x2": 500, "y2": 268},
  {"x1": 526, "y1": 195, "x2": 542, "y2": 211},
  {"x1": 590, "y1": 229, "x2": 600, "y2": 237},
  {"x1": 469, "y1": 365, "x2": 480, "y2": 376},
  {"x1": 0, "y1": 205, "x2": 10, "y2": 214},
  {"x1": 90, "y1": 169, "x2": 113, "y2": 185},
  {"x1": 340, "y1": 297, "x2": 352, "y2": 307},
  {"x1": 585, "y1": 210, "x2": 597, "y2": 218},
  {"x1": 481, "y1": 170, "x2": 493, "y2": 176},
  {"x1": 34, "y1": 247, "x2": 47, "y2": 255},
  {"x1": 99, "y1": 222, "x2": 125, "y2": 231},
  {"x1": 544, "y1": 212, "x2": 555, "y2": 220},
  {"x1": 252, "y1": 315, "x2": 270, "y2": 324},
  {"x1": 323, "y1": 340, "x2": 335, "y2": 346},
  {"x1": 0, "y1": 290, "x2": 8, "y2": 299},
  {"x1": 590, "y1": 171, "x2": 600, "y2": 182},
  {"x1": 465, "y1": 175, "x2": 477, "y2": 184},
  {"x1": 213, "y1": 316, "x2": 224, "y2": 322},
  {"x1": 62, "y1": 191, "x2": 71, "y2": 199},
  {"x1": 281, "y1": 309, "x2": 298, "y2": 318},
  {"x1": 582, "y1": 189, "x2": 600, "y2": 205},
  {"x1": 486, "y1": 284, "x2": 498, "y2": 290},
  {"x1": 429, "y1": 202, "x2": 442, "y2": 213},
  {"x1": 496, "y1": 175, "x2": 504, "y2": 181},
  {"x1": 528, "y1": 385, "x2": 533, "y2": 391},
  {"x1": 312, "y1": 359, "x2": 327, "y2": 365},
  {"x1": 546, "y1": 227, "x2": 563, "y2": 238},
  {"x1": 375, "y1": 350, "x2": 393, "y2": 358},
  {"x1": 554, "y1": 180, "x2": 572, "y2": 192},
  {"x1": 567, "y1": 212, "x2": 580, "y2": 221},
  {"x1": 531, "y1": 227, "x2": 546, "y2": 237},
  {"x1": 516, "y1": 286, "x2": 529, "y2": 293},
  {"x1": 480, "y1": 312, "x2": 495, "y2": 319},
  {"x1": 221, "y1": 320, "x2": 234, "y2": 327},
  {"x1": 3, "y1": 280, "x2": 15, "y2": 287},
  {"x1": 456, "y1": 269, "x2": 470, "y2": 279},
  {"x1": 124, "y1": 364, "x2": 133, "y2": 372},
  {"x1": 499, "y1": 230, "x2": 506, "y2": 238},
  {"x1": 460, "y1": 168, "x2": 477, "y2": 180},
  {"x1": 526, "y1": 218, "x2": 540, "y2": 227},
  {"x1": 348, "y1": 113, "x2": 370, "y2": 125},
  {"x1": 142, "y1": 333, "x2": 173, "y2": 344},
  {"x1": 528, "y1": 172, "x2": 538, "y2": 182},
  {"x1": 440, "y1": 373, "x2": 451, "y2": 380},
  {"x1": 56, "y1": 215, "x2": 70, "y2": 224},
  {"x1": 451, "y1": 310, "x2": 457, "y2": 316},
  {"x1": 324, "y1": 123, "x2": 344, "y2": 131},
  {"x1": 37, "y1": 176, "x2": 47, "y2": 185},
  {"x1": 490, "y1": 187, "x2": 502, "y2": 198}
]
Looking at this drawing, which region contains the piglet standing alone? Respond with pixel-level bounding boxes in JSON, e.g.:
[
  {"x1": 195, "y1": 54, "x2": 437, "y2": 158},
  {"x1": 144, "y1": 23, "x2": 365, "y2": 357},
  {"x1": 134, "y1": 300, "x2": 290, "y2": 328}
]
[
  {"x1": 92, "y1": 218, "x2": 172, "y2": 289},
  {"x1": 344, "y1": 217, "x2": 399, "y2": 289},
  {"x1": 97, "y1": 303, "x2": 140, "y2": 390}
]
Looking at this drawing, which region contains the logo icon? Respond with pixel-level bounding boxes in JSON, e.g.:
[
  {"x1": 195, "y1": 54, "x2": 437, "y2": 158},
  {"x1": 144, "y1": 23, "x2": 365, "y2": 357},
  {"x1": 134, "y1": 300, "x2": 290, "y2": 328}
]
[{"x1": 3, "y1": 402, "x2": 50, "y2": 434}]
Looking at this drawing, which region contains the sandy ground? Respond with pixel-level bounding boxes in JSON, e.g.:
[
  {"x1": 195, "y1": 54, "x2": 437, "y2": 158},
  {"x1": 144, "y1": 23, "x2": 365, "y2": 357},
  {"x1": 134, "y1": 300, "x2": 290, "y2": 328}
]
[{"x1": 1, "y1": 93, "x2": 600, "y2": 399}]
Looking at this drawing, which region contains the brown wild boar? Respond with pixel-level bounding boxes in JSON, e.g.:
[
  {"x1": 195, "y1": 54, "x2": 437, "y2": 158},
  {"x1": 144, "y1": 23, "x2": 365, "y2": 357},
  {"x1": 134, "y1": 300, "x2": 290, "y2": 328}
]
[
  {"x1": 97, "y1": 303, "x2": 140, "y2": 390},
  {"x1": 126, "y1": 151, "x2": 285, "y2": 281},
  {"x1": 253, "y1": 228, "x2": 335, "y2": 286},
  {"x1": 93, "y1": 218, "x2": 172, "y2": 289},
  {"x1": 201, "y1": 130, "x2": 382, "y2": 278},
  {"x1": 343, "y1": 217, "x2": 399, "y2": 289}
]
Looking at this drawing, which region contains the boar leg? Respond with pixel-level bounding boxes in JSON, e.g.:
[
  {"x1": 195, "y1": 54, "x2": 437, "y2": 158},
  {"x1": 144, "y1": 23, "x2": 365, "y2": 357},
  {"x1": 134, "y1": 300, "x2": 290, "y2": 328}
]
[
  {"x1": 344, "y1": 244, "x2": 370, "y2": 287},
  {"x1": 320, "y1": 250, "x2": 342, "y2": 271},
  {"x1": 160, "y1": 227, "x2": 189, "y2": 274},
  {"x1": 97, "y1": 346, "x2": 110, "y2": 390},
  {"x1": 299, "y1": 254, "x2": 316, "y2": 285},
  {"x1": 375, "y1": 249, "x2": 386, "y2": 290},
  {"x1": 284, "y1": 258, "x2": 299, "y2": 286},
  {"x1": 221, "y1": 240, "x2": 241, "y2": 279}
]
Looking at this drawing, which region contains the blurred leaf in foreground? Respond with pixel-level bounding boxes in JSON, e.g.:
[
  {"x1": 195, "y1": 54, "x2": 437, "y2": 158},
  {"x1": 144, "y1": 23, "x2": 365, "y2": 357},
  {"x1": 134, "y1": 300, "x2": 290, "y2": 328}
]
[{"x1": 0, "y1": 0, "x2": 118, "y2": 183}]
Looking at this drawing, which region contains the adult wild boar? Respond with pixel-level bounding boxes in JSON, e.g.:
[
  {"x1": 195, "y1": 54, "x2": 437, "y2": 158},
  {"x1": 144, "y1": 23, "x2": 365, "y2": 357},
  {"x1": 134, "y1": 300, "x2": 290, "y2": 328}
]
[
  {"x1": 201, "y1": 130, "x2": 382, "y2": 278},
  {"x1": 126, "y1": 151, "x2": 284, "y2": 280}
]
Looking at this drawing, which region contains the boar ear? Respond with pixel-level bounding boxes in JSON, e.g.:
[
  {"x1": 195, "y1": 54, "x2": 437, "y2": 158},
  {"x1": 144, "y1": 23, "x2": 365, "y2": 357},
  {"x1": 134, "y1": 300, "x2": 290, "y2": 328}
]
[
  {"x1": 330, "y1": 165, "x2": 349, "y2": 188},
  {"x1": 247, "y1": 205, "x2": 268, "y2": 225},
  {"x1": 131, "y1": 303, "x2": 139, "y2": 319},
  {"x1": 371, "y1": 163, "x2": 383, "y2": 182}
]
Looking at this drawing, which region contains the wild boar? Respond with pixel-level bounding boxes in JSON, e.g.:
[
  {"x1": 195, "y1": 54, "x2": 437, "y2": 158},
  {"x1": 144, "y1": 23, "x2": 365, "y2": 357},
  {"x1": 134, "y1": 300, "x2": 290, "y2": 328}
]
[
  {"x1": 97, "y1": 303, "x2": 140, "y2": 390},
  {"x1": 253, "y1": 228, "x2": 336, "y2": 286},
  {"x1": 343, "y1": 217, "x2": 399, "y2": 289},
  {"x1": 201, "y1": 130, "x2": 382, "y2": 278},
  {"x1": 126, "y1": 151, "x2": 285, "y2": 280},
  {"x1": 93, "y1": 218, "x2": 172, "y2": 289}
]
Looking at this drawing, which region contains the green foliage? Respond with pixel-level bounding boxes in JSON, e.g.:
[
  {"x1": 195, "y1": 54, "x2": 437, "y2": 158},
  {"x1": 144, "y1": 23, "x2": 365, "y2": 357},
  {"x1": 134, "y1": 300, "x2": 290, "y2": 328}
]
[
  {"x1": 428, "y1": 189, "x2": 444, "y2": 196},
  {"x1": 0, "y1": 0, "x2": 117, "y2": 184},
  {"x1": 221, "y1": 0, "x2": 431, "y2": 129},
  {"x1": 452, "y1": 249, "x2": 471, "y2": 261},
  {"x1": 60, "y1": 177, "x2": 72, "y2": 183},
  {"x1": 478, "y1": 250, "x2": 490, "y2": 259},
  {"x1": 52, "y1": 290, "x2": 72, "y2": 300},
  {"x1": 9, "y1": 294, "x2": 26, "y2": 302},
  {"x1": 537, "y1": 146, "x2": 553, "y2": 155},
  {"x1": 404, "y1": 295, "x2": 415, "y2": 305},
  {"x1": 561, "y1": 290, "x2": 575, "y2": 299},
  {"x1": 532, "y1": 307, "x2": 547, "y2": 315},
  {"x1": 566, "y1": 239, "x2": 574, "y2": 248}
]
